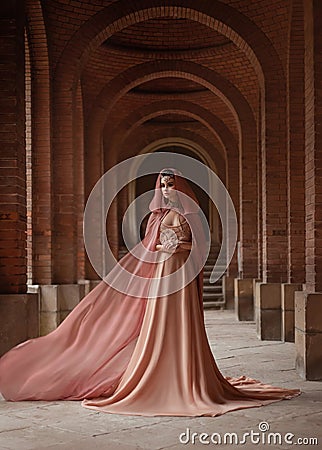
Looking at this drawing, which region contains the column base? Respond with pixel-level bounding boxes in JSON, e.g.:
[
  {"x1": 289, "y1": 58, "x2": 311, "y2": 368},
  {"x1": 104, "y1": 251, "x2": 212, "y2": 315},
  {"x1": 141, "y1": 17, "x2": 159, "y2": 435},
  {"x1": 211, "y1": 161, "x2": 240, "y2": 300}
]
[
  {"x1": 78, "y1": 279, "x2": 102, "y2": 296},
  {"x1": 255, "y1": 282, "x2": 282, "y2": 340},
  {"x1": 0, "y1": 293, "x2": 38, "y2": 356},
  {"x1": 38, "y1": 284, "x2": 83, "y2": 336},
  {"x1": 234, "y1": 278, "x2": 259, "y2": 321},
  {"x1": 222, "y1": 275, "x2": 234, "y2": 310},
  {"x1": 281, "y1": 283, "x2": 303, "y2": 342},
  {"x1": 295, "y1": 291, "x2": 322, "y2": 380}
]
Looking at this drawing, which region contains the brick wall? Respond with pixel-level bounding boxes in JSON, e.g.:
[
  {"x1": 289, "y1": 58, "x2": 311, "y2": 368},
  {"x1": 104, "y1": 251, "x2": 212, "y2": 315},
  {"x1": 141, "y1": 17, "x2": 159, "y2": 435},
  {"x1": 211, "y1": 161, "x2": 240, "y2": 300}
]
[
  {"x1": 0, "y1": 0, "x2": 320, "y2": 294},
  {"x1": 304, "y1": 0, "x2": 322, "y2": 292},
  {"x1": 0, "y1": 3, "x2": 27, "y2": 294}
]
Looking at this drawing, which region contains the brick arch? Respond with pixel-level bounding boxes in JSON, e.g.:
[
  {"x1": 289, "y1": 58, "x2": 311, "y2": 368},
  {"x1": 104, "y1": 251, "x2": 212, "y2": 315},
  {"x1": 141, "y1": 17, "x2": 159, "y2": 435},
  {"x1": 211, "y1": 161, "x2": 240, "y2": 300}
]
[
  {"x1": 106, "y1": 100, "x2": 238, "y2": 164},
  {"x1": 25, "y1": 0, "x2": 52, "y2": 285},
  {"x1": 87, "y1": 60, "x2": 256, "y2": 276},
  {"x1": 52, "y1": 0, "x2": 287, "y2": 283},
  {"x1": 54, "y1": 0, "x2": 285, "y2": 86},
  {"x1": 118, "y1": 127, "x2": 226, "y2": 183},
  {"x1": 115, "y1": 128, "x2": 227, "y2": 223},
  {"x1": 115, "y1": 127, "x2": 238, "y2": 277},
  {"x1": 115, "y1": 126, "x2": 239, "y2": 230},
  {"x1": 119, "y1": 119, "x2": 237, "y2": 220},
  {"x1": 105, "y1": 100, "x2": 237, "y2": 208},
  {"x1": 129, "y1": 137, "x2": 221, "y2": 245},
  {"x1": 90, "y1": 60, "x2": 251, "y2": 127},
  {"x1": 87, "y1": 61, "x2": 253, "y2": 195}
]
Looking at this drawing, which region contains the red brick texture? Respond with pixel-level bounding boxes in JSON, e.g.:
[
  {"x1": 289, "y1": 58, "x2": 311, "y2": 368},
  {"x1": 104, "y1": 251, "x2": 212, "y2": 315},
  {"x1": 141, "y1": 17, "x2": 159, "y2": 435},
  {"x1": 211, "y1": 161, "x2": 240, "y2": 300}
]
[
  {"x1": 26, "y1": 0, "x2": 53, "y2": 285},
  {"x1": 287, "y1": 0, "x2": 305, "y2": 284},
  {"x1": 0, "y1": 3, "x2": 26, "y2": 294},
  {"x1": 0, "y1": 0, "x2": 321, "y2": 296},
  {"x1": 304, "y1": 0, "x2": 322, "y2": 292}
]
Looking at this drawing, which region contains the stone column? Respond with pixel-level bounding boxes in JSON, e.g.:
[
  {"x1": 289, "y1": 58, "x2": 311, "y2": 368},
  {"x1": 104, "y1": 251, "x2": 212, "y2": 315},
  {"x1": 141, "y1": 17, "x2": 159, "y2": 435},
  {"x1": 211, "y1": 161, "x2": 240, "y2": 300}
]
[
  {"x1": 0, "y1": 1, "x2": 38, "y2": 355},
  {"x1": 287, "y1": 0, "x2": 306, "y2": 287},
  {"x1": 294, "y1": 0, "x2": 322, "y2": 380},
  {"x1": 295, "y1": 292, "x2": 322, "y2": 380},
  {"x1": 256, "y1": 34, "x2": 288, "y2": 340},
  {"x1": 0, "y1": 293, "x2": 38, "y2": 356},
  {"x1": 255, "y1": 282, "x2": 282, "y2": 340},
  {"x1": 234, "y1": 278, "x2": 257, "y2": 321},
  {"x1": 281, "y1": 283, "x2": 303, "y2": 342},
  {"x1": 223, "y1": 275, "x2": 234, "y2": 310},
  {"x1": 38, "y1": 285, "x2": 82, "y2": 336}
]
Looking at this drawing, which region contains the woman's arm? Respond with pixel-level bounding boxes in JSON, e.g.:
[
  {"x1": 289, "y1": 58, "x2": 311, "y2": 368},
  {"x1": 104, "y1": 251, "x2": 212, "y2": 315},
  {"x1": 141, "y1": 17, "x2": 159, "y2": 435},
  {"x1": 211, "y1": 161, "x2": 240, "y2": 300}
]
[{"x1": 156, "y1": 241, "x2": 192, "y2": 253}]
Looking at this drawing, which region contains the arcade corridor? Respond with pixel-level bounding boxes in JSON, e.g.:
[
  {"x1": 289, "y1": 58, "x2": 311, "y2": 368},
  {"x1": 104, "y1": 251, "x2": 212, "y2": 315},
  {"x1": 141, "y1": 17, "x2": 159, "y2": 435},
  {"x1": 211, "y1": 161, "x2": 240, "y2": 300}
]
[{"x1": 0, "y1": 0, "x2": 322, "y2": 439}]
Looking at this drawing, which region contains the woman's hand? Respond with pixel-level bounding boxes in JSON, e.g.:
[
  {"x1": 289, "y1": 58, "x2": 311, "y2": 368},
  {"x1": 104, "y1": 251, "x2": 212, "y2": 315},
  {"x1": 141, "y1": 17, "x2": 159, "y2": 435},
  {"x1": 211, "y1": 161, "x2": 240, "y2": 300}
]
[
  {"x1": 156, "y1": 241, "x2": 191, "y2": 253},
  {"x1": 156, "y1": 242, "x2": 178, "y2": 253}
]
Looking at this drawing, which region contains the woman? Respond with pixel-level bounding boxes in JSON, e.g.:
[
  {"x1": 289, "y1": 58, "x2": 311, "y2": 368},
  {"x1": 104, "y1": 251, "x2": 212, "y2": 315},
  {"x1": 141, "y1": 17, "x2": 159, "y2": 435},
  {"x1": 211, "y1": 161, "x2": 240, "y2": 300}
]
[{"x1": 0, "y1": 168, "x2": 301, "y2": 416}]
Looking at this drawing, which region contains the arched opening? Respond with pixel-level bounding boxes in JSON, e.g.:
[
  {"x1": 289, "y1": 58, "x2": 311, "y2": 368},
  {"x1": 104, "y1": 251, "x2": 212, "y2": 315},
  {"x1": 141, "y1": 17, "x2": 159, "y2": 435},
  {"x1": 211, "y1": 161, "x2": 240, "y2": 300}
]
[{"x1": 118, "y1": 140, "x2": 221, "y2": 250}]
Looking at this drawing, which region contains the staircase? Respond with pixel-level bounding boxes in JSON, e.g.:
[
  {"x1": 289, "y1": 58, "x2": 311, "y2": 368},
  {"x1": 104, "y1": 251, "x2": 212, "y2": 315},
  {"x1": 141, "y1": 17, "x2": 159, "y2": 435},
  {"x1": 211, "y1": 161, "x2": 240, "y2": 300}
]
[
  {"x1": 202, "y1": 244, "x2": 226, "y2": 309},
  {"x1": 117, "y1": 244, "x2": 226, "y2": 309}
]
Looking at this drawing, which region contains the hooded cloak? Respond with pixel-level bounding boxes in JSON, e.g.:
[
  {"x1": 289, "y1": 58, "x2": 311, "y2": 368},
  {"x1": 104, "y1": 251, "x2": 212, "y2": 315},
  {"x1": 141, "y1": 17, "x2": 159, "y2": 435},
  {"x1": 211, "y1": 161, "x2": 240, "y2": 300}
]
[{"x1": 0, "y1": 168, "x2": 207, "y2": 401}]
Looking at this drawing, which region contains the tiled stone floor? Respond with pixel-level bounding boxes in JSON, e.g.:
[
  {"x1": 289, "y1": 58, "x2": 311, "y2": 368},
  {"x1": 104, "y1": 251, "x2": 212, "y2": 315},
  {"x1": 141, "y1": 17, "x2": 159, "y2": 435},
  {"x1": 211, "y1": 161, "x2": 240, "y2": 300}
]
[{"x1": 0, "y1": 310, "x2": 321, "y2": 449}]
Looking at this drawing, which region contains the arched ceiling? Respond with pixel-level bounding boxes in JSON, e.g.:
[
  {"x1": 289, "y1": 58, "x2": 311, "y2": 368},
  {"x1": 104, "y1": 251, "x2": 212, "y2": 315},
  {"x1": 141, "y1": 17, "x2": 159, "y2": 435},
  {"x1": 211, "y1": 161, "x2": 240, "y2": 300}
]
[
  {"x1": 130, "y1": 78, "x2": 207, "y2": 94},
  {"x1": 39, "y1": 0, "x2": 290, "y2": 170},
  {"x1": 105, "y1": 18, "x2": 232, "y2": 52}
]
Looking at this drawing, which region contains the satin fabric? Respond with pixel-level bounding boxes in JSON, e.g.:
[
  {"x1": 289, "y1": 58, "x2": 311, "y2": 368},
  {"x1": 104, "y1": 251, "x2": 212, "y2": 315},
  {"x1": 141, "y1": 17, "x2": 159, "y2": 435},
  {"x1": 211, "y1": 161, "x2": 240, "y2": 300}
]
[
  {"x1": 0, "y1": 169, "x2": 204, "y2": 402},
  {"x1": 0, "y1": 281, "x2": 146, "y2": 401},
  {"x1": 81, "y1": 219, "x2": 301, "y2": 417},
  {"x1": 0, "y1": 168, "x2": 301, "y2": 415}
]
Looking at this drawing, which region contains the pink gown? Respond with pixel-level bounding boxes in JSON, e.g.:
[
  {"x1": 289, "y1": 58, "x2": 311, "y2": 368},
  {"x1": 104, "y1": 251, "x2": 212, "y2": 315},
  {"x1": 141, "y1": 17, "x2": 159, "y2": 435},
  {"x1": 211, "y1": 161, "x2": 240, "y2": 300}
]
[
  {"x1": 81, "y1": 216, "x2": 301, "y2": 416},
  {"x1": 0, "y1": 211, "x2": 301, "y2": 417}
]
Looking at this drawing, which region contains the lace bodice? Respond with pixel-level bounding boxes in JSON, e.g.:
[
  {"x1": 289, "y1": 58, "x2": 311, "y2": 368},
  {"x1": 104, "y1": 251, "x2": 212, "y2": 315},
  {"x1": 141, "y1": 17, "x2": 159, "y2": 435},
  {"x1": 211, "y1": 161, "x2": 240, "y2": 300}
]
[{"x1": 159, "y1": 213, "x2": 192, "y2": 245}]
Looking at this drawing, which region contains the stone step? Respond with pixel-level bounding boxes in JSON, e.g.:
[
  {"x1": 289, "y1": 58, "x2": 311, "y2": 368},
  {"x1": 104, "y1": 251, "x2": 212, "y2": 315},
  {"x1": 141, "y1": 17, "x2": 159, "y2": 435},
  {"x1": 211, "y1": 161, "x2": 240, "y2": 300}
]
[
  {"x1": 203, "y1": 292, "x2": 224, "y2": 300},
  {"x1": 203, "y1": 269, "x2": 225, "y2": 275},
  {"x1": 203, "y1": 270, "x2": 224, "y2": 276},
  {"x1": 203, "y1": 279, "x2": 222, "y2": 285},
  {"x1": 203, "y1": 274, "x2": 226, "y2": 279},
  {"x1": 203, "y1": 300, "x2": 226, "y2": 309},
  {"x1": 203, "y1": 285, "x2": 222, "y2": 292},
  {"x1": 203, "y1": 280, "x2": 223, "y2": 286}
]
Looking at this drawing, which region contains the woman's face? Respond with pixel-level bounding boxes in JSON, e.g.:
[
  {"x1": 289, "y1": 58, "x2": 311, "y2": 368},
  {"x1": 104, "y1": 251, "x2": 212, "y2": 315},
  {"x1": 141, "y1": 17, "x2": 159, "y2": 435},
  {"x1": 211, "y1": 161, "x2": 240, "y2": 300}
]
[{"x1": 160, "y1": 175, "x2": 177, "y2": 202}]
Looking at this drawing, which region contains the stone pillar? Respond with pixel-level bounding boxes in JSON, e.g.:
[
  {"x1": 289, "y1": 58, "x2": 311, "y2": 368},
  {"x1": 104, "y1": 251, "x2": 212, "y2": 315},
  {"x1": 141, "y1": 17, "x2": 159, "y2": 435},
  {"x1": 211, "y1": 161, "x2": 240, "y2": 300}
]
[
  {"x1": 223, "y1": 275, "x2": 234, "y2": 310},
  {"x1": 0, "y1": 293, "x2": 38, "y2": 356},
  {"x1": 295, "y1": 291, "x2": 322, "y2": 380},
  {"x1": 89, "y1": 280, "x2": 101, "y2": 291},
  {"x1": 294, "y1": 0, "x2": 322, "y2": 380},
  {"x1": 38, "y1": 284, "x2": 83, "y2": 336},
  {"x1": 78, "y1": 279, "x2": 90, "y2": 297},
  {"x1": 234, "y1": 278, "x2": 256, "y2": 321},
  {"x1": 253, "y1": 278, "x2": 261, "y2": 319},
  {"x1": 304, "y1": 0, "x2": 322, "y2": 294},
  {"x1": 287, "y1": 0, "x2": 305, "y2": 286},
  {"x1": 281, "y1": 283, "x2": 303, "y2": 342},
  {"x1": 0, "y1": 2, "x2": 26, "y2": 294},
  {"x1": 80, "y1": 279, "x2": 101, "y2": 296},
  {"x1": 255, "y1": 282, "x2": 282, "y2": 340},
  {"x1": 0, "y1": 2, "x2": 39, "y2": 353},
  {"x1": 27, "y1": 0, "x2": 53, "y2": 287}
]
